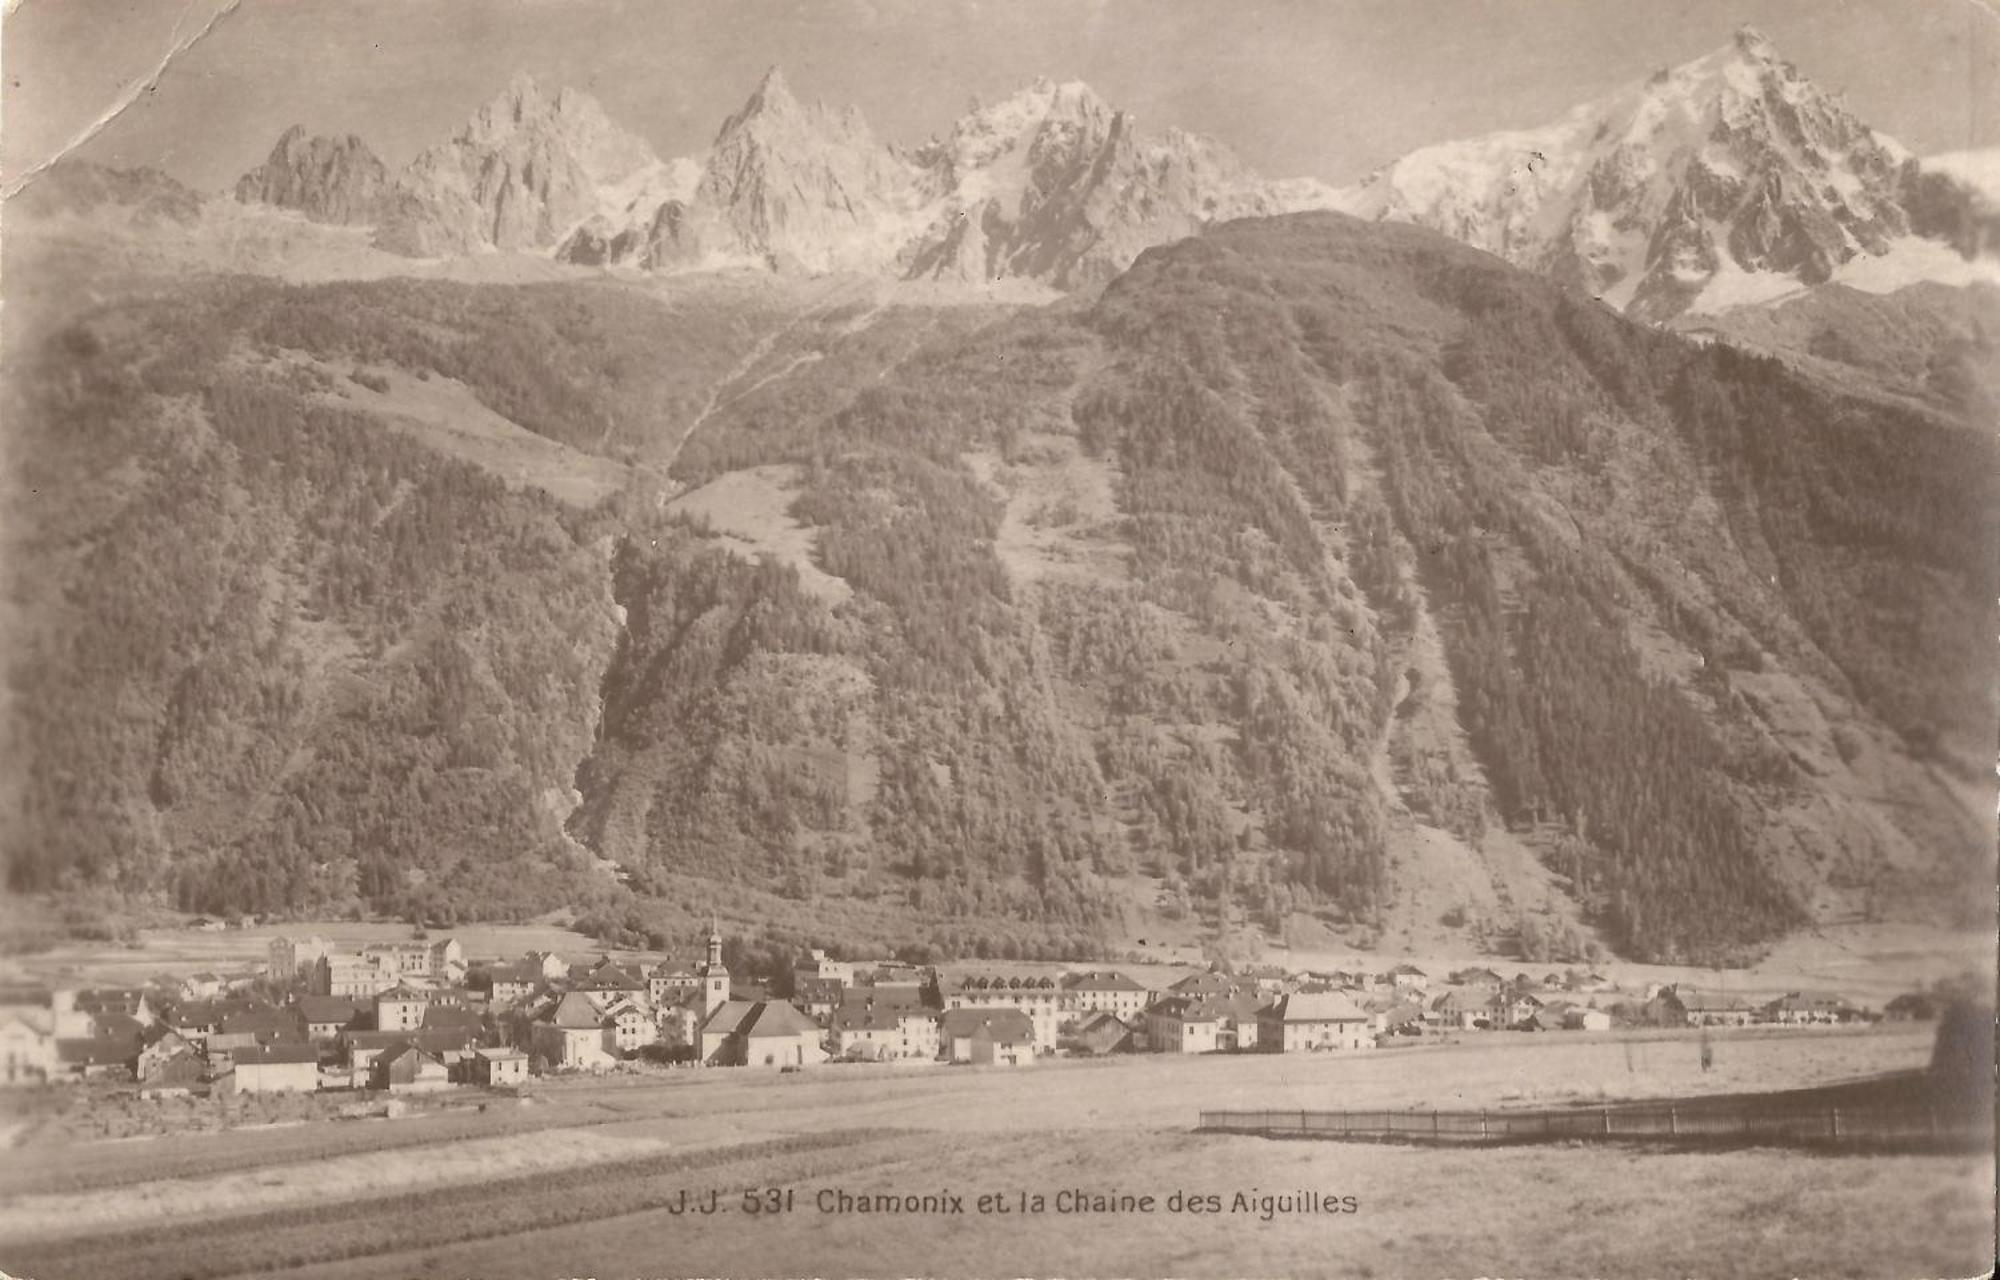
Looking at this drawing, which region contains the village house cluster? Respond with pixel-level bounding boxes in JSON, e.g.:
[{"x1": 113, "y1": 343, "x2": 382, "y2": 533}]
[{"x1": 0, "y1": 936, "x2": 1878, "y2": 1093}]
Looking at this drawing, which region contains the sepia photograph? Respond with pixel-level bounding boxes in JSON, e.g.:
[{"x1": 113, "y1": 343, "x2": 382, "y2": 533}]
[{"x1": 0, "y1": 1, "x2": 1995, "y2": 1276}]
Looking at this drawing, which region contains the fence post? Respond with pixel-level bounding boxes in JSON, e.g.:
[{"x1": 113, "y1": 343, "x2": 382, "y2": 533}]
[
  {"x1": 1830, "y1": 1107, "x2": 1840, "y2": 1141},
  {"x1": 1669, "y1": 1107, "x2": 1678, "y2": 1137},
  {"x1": 1602, "y1": 1107, "x2": 1610, "y2": 1136},
  {"x1": 1480, "y1": 1109, "x2": 1488, "y2": 1139}
]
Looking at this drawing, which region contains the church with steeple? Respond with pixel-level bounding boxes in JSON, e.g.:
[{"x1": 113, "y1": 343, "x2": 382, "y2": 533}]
[{"x1": 694, "y1": 924, "x2": 825, "y2": 1068}]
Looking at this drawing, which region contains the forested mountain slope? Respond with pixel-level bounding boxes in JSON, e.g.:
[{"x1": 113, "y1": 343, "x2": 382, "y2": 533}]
[{"x1": 6, "y1": 210, "x2": 1990, "y2": 964}]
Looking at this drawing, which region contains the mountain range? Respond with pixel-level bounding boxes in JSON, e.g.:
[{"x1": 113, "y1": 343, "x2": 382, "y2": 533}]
[
  {"x1": 6, "y1": 28, "x2": 1995, "y2": 967},
  {"x1": 224, "y1": 28, "x2": 1995, "y2": 315},
  {"x1": 234, "y1": 67, "x2": 1335, "y2": 290}
]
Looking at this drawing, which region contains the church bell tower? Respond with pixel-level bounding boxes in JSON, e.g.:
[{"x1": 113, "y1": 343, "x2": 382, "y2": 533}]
[{"x1": 699, "y1": 921, "x2": 729, "y2": 1017}]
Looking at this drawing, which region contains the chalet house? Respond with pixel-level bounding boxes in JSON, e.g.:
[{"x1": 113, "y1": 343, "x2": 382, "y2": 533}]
[
  {"x1": 179, "y1": 972, "x2": 225, "y2": 1001},
  {"x1": 1263, "y1": 992, "x2": 1373, "y2": 1052},
  {"x1": 1062, "y1": 971, "x2": 1150, "y2": 1021},
  {"x1": 1428, "y1": 988, "x2": 1499, "y2": 1031},
  {"x1": 207, "y1": 1007, "x2": 305, "y2": 1065},
  {"x1": 372, "y1": 1042, "x2": 452, "y2": 1093},
  {"x1": 700, "y1": 1000, "x2": 826, "y2": 1068},
  {"x1": 1503, "y1": 993, "x2": 1544, "y2": 1028},
  {"x1": 56, "y1": 1036, "x2": 138, "y2": 1081},
  {"x1": 0, "y1": 1009, "x2": 55, "y2": 1086},
  {"x1": 794, "y1": 949, "x2": 856, "y2": 987},
  {"x1": 600, "y1": 999, "x2": 657, "y2": 1054},
  {"x1": 70, "y1": 987, "x2": 154, "y2": 1029},
  {"x1": 574, "y1": 960, "x2": 649, "y2": 1004},
  {"x1": 1677, "y1": 990, "x2": 1755, "y2": 1027},
  {"x1": 471, "y1": 1046, "x2": 529, "y2": 1087},
  {"x1": 44, "y1": 988, "x2": 122, "y2": 1039},
  {"x1": 941, "y1": 975, "x2": 1064, "y2": 1051},
  {"x1": 647, "y1": 963, "x2": 702, "y2": 1007},
  {"x1": 312, "y1": 953, "x2": 398, "y2": 999},
  {"x1": 139, "y1": 1051, "x2": 206, "y2": 1099},
  {"x1": 1168, "y1": 972, "x2": 1240, "y2": 1000},
  {"x1": 374, "y1": 986, "x2": 430, "y2": 1034},
  {"x1": 343, "y1": 1027, "x2": 479, "y2": 1075},
  {"x1": 266, "y1": 933, "x2": 332, "y2": 980},
  {"x1": 295, "y1": 996, "x2": 365, "y2": 1041},
  {"x1": 1213, "y1": 992, "x2": 1267, "y2": 1051},
  {"x1": 1455, "y1": 968, "x2": 1505, "y2": 991},
  {"x1": 940, "y1": 1008, "x2": 1035, "y2": 1066},
  {"x1": 229, "y1": 1043, "x2": 319, "y2": 1094},
  {"x1": 1144, "y1": 997, "x2": 1221, "y2": 1055},
  {"x1": 1764, "y1": 992, "x2": 1849, "y2": 1025},
  {"x1": 480, "y1": 962, "x2": 544, "y2": 1008},
  {"x1": 830, "y1": 997, "x2": 938, "y2": 1061},
  {"x1": 530, "y1": 992, "x2": 618, "y2": 1071},
  {"x1": 1070, "y1": 1011, "x2": 1138, "y2": 1056},
  {"x1": 365, "y1": 940, "x2": 445, "y2": 982},
  {"x1": 523, "y1": 951, "x2": 571, "y2": 981},
  {"x1": 165, "y1": 999, "x2": 232, "y2": 1048},
  {"x1": 135, "y1": 1026, "x2": 193, "y2": 1080},
  {"x1": 796, "y1": 978, "x2": 846, "y2": 1022},
  {"x1": 428, "y1": 937, "x2": 467, "y2": 984},
  {"x1": 1388, "y1": 965, "x2": 1430, "y2": 993}
]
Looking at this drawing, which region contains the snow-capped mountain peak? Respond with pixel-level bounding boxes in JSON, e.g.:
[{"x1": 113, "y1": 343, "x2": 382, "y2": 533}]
[{"x1": 1335, "y1": 27, "x2": 1966, "y2": 319}]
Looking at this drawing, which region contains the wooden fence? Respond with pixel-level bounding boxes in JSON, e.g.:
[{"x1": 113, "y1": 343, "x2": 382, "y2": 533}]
[{"x1": 1197, "y1": 1105, "x2": 1988, "y2": 1149}]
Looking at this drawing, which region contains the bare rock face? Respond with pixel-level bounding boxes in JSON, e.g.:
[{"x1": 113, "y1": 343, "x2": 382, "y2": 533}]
[
  {"x1": 902, "y1": 80, "x2": 1338, "y2": 289},
  {"x1": 233, "y1": 126, "x2": 394, "y2": 225},
  {"x1": 376, "y1": 75, "x2": 684, "y2": 257},
  {"x1": 241, "y1": 67, "x2": 1337, "y2": 286},
  {"x1": 639, "y1": 68, "x2": 926, "y2": 273},
  {"x1": 552, "y1": 70, "x2": 1338, "y2": 284},
  {"x1": 1337, "y1": 26, "x2": 1944, "y2": 320}
]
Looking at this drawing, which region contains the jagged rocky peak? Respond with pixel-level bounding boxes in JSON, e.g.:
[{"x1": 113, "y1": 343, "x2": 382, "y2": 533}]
[
  {"x1": 730, "y1": 65, "x2": 801, "y2": 123},
  {"x1": 378, "y1": 75, "x2": 677, "y2": 257},
  {"x1": 369, "y1": 63, "x2": 1338, "y2": 286},
  {"x1": 902, "y1": 75, "x2": 1333, "y2": 288},
  {"x1": 1337, "y1": 26, "x2": 1943, "y2": 319},
  {"x1": 934, "y1": 79, "x2": 1116, "y2": 174},
  {"x1": 233, "y1": 125, "x2": 395, "y2": 225},
  {"x1": 639, "y1": 65, "x2": 923, "y2": 274}
]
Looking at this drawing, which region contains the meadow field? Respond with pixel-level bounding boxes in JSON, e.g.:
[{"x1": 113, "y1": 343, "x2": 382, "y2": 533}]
[{"x1": 1, "y1": 1025, "x2": 1989, "y2": 1279}]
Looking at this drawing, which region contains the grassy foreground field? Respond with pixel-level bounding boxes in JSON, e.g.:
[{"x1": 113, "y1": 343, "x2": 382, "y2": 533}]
[{"x1": 1, "y1": 1027, "x2": 1989, "y2": 1279}]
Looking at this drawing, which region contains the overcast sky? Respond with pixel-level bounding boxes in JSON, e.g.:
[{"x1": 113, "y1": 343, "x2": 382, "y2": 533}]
[{"x1": 5, "y1": 0, "x2": 1995, "y2": 193}]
